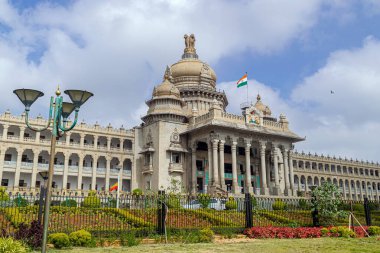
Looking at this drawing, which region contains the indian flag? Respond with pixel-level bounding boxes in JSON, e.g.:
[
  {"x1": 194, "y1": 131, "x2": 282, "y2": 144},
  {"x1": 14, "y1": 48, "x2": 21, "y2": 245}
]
[
  {"x1": 110, "y1": 182, "x2": 118, "y2": 192},
  {"x1": 237, "y1": 74, "x2": 248, "y2": 88}
]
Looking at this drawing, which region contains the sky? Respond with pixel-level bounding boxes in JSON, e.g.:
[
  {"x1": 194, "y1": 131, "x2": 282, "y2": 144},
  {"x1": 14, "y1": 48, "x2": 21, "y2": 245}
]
[{"x1": 1, "y1": 0, "x2": 380, "y2": 161}]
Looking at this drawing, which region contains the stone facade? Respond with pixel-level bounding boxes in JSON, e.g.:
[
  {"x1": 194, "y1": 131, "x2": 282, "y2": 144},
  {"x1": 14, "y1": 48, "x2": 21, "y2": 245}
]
[{"x1": 0, "y1": 34, "x2": 379, "y2": 200}]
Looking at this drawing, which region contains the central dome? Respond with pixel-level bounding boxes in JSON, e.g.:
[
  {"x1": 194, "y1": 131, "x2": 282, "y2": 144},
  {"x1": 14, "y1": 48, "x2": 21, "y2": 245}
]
[{"x1": 171, "y1": 59, "x2": 216, "y2": 81}]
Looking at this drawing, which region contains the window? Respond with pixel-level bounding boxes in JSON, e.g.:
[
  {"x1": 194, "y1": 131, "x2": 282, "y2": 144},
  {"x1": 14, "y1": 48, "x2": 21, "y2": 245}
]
[
  {"x1": 4, "y1": 154, "x2": 12, "y2": 161},
  {"x1": 19, "y1": 180, "x2": 25, "y2": 187},
  {"x1": 171, "y1": 152, "x2": 181, "y2": 164},
  {"x1": 67, "y1": 183, "x2": 71, "y2": 189},
  {"x1": 144, "y1": 153, "x2": 151, "y2": 166},
  {"x1": 35, "y1": 181, "x2": 41, "y2": 188},
  {"x1": 196, "y1": 160, "x2": 203, "y2": 171},
  {"x1": 1, "y1": 179, "x2": 9, "y2": 186}
]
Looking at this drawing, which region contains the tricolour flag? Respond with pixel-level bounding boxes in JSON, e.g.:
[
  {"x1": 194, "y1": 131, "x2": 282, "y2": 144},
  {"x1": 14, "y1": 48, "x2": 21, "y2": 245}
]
[
  {"x1": 237, "y1": 74, "x2": 248, "y2": 88},
  {"x1": 110, "y1": 182, "x2": 118, "y2": 192}
]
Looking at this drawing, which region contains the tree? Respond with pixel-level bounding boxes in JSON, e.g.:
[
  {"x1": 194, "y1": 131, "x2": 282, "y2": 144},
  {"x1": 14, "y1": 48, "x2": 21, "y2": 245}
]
[{"x1": 311, "y1": 182, "x2": 347, "y2": 226}]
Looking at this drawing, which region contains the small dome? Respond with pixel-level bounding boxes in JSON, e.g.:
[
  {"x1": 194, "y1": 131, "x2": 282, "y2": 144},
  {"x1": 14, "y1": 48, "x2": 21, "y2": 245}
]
[
  {"x1": 254, "y1": 94, "x2": 272, "y2": 116},
  {"x1": 153, "y1": 66, "x2": 181, "y2": 99}
]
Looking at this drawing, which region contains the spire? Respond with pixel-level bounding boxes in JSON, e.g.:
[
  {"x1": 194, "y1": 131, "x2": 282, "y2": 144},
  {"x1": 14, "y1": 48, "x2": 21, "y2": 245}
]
[
  {"x1": 182, "y1": 34, "x2": 198, "y2": 59},
  {"x1": 257, "y1": 94, "x2": 261, "y2": 101},
  {"x1": 163, "y1": 65, "x2": 172, "y2": 81}
]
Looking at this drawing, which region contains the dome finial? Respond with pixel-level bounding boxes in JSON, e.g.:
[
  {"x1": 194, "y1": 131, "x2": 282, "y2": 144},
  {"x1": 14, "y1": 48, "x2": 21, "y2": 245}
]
[
  {"x1": 182, "y1": 34, "x2": 198, "y2": 59},
  {"x1": 163, "y1": 65, "x2": 172, "y2": 81},
  {"x1": 257, "y1": 93, "x2": 261, "y2": 101}
]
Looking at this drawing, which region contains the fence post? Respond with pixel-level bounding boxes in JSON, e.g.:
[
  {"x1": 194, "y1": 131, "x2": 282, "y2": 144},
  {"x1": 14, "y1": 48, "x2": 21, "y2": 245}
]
[
  {"x1": 363, "y1": 197, "x2": 372, "y2": 226},
  {"x1": 157, "y1": 190, "x2": 166, "y2": 235},
  {"x1": 244, "y1": 193, "x2": 253, "y2": 228},
  {"x1": 38, "y1": 186, "x2": 46, "y2": 224}
]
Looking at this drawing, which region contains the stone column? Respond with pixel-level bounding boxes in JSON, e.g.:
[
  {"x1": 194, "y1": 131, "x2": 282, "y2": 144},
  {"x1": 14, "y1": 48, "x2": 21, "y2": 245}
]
[
  {"x1": 14, "y1": 148, "x2": 23, "y2": 188},
  {"x1": 272, "y1": 146, "x2": 280, "y2": 195},
  {"x1": 19, "y1": 127, "x2": 25, "y2": 142},
  {"x1": 66, "y1": 133, "x2": 71, "y2": 146},
  {"x1": 107, "y1": 137, "x2": 111, "y2": 151},
  {"x1": 348, "y1": 181, "x2": 352, "y2": 200},
  {"x1": 259, "y1": 141, "x2": 269, "y2": 195},
  {"x1": 342, "y1": 181, "x2": 347, "y2": 199},
  {"x1": 207, "y1": 141, "x2": 213, "y2": 190},
  {"x1": 231, "y1": 141, "x2": 240, "y2": 194},
  {"x1": 2, "y1": 125, "x2": 8, "y2": 139},
  {"x1": 80, "y1": 133, "x2": 85, "y2": 148},
  {"x1": 219, "y1": 140, "x2": 225, "y2": 189},
  {"x1": 359, "y1": 182, "x2": 364, "y2": 200},
  {"x1": 266, "y1": 154, "x2": 271, "y2": 191},
  {"x1": 35, "y1": 131, "x2": 40, "y2": 144},
  {"x1": 62, "y1": 153, "x2": 69, "y2": 189},
  {"x1": 365, "y1": 181, "x2": 369, "y2": 199},
  {"x1": 31, "y1": 150, "x2": 39, "y2": 188},
  {"x1": 288, "y1": 150, "x2": 295, "y2": 196},
  {"x1": 120, "y1": 138, "x2": 124, "y2": 151},
  {"x1": 92, "y1": 155, "x2": 97, "y2": 190},
  {"x1": 282, "y1": 148, "x2": 291, "y2": 196},
  {"x1": 212, "y1": 139, "x2": 219, "y2": 187},
  {"x1": 94, "y1": 135, "x2": 98, "y2": 149},
  {"x1": 354, "y1": 182, "x2": 358, "y2": 200},
  {"x1": 375, "y1": 183, "x2": 379, "y2": 201},
  {"x1": 78, "y1": 154, "x2": 84, "y2": 189},
  {"x1": 305, "y1": 177, "x2": 309, "y2": 193},
  {"x1": 105, "y1": 157, "x2": 111, "y2": 190},
  {"x1": 245, "y1": 142, "x2": 253, "y2": 193},
  {"x1": 0, "y1": 148, "x2": 5, "y2": 186},
  {"x1": 191, "y1": 143, "x2": 197, "y2": 193},
  {"x1": 297, "y1": 176, "x2": 302, "y2": 192}
]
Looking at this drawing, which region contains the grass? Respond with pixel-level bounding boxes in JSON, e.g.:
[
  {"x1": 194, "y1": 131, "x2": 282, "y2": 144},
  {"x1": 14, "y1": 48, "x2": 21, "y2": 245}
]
[{"x1": 39, "y1": 237, "x2": 380, "y2": 253}]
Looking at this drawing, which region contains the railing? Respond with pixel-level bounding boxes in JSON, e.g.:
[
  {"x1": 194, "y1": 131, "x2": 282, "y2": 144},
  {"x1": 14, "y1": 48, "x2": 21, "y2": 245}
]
[
  {"x1": 97, "y1": 167, "x2": 106, "y2": 173},
  {"x1": 23, "y1": 137, "x2": 35, "y2": 142},
  {"x1": 110, "y1": 169, "x2": 119, "y2": 175},
  {"x1": 122, "y1": 170, "x2": 131, "y2": 176},
  {"x1": 6, "y1": 135, "x2": 19, "y2": 140},
  {"x1": 69, "y1": 166, "x2": 79, "y2": 173},
  {"x1": 83, "y1": 166, "x2": 92, "y2": 173},
  {"x1": 3, "y1": 161, "x2": 16, "y2": 167},
  {"x1": 20, "y1": 162, "x2": 33, "y2": 169}
]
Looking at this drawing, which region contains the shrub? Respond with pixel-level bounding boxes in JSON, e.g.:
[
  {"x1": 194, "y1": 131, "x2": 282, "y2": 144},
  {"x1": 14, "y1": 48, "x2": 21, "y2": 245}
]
[
  {"x1": 0, "y1": 237, "x2": 27, "y2": 253},
  {"x1": 184, "y1": 209, "x2": 235, "y2": 226},
  {"x1": 69, "y1": 230, "x2": 93, "y2": 247},
  {"x1": 0, "y1": 187, "x2": 9, "y2": 201},
  {"x1": 197, "y1": 194, "x2": 211, "y2": 209},
  {"x1": 120, "y1": 232, "x2": 140, "y2": 247},
  {"x1": 165, "y1": 194, "x2": 181, "y2": 209},
  {"x1": 225, "y1": 198, "x2": 237, "y2": 210},
  {"x1": 258, "y1": 210, "x2": 296, "y2": 226},
  {"x1": 82, "y1": 191, "x2": 101, "y2": 208},
  {"x1": 199, "y1": 228, "x2": 214, "y2": 243},
  {"x1": 48, "y1": 233, "x2": 71, "y2": 249},
  {"x1": 106, "y1": 208, "x2": 152, "y2": 227},
  {"x1": 352, "y1": 203, "x2": 364, "y2": 213},
  {"x1": 244, "y1": 226, "x2": 322, "y2": 239},
  {"x1": 272, "y1": 200, "x2": 287, "y2": 210},
  {"x1": 60, "y1": 199, "x2": 77, "y2": 207},
  {"x1": 13, "y1": 197, "x2": 29, "y2": 207},
  {"x1": 368, "y1": 202, "x2": 380, "y2": 211},
  {"x1": 132, "y1": 188, "x2": 143, "y2": 195},
  {"x1": 329, "y1": 226, "x2": 355, "y2": 238},
  {"x1": 368, "y1": 226, "x2": 380, "y2": 236},
  {"x1": 298, "y1": 199, "x2": 310, "y2": 209},
  {"x1": 4, "y1": 208, "x2": 24, "y2": 227},
  {"x1": 15, "y1": 220, "x2": 43, "y2": 249}
]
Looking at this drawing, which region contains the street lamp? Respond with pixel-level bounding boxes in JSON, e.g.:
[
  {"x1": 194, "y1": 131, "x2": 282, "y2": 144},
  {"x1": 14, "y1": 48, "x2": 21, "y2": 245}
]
[
  {"x1": 13, "y1": 87, "x2": 93, "y2": 253},
  {"x1": 37, "y1": 171, "x2": 49, "y2": 224}
]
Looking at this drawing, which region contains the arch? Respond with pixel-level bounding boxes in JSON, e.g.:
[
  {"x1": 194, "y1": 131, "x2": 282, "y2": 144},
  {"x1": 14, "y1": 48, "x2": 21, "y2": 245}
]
[
  {"x1": 54, "y1": 152, "x2": 65, "y2": 165},
  {"x1": 318, "y1": 163, "x2": 323, "y2": 171},
  {"x1": 83, "y1": 154, "x2": 93, "y2": 168},
  {"x1": 68, "y1": 153, "x2": 79, "y2": 166},
  {"x1": 110, "y1": 157, "x2": 120, "y2": 169},
  {"x1": 84, "y1": 134, "x2": 95, "y2": 146},
  {"x1": 342, "y1": 166, "x2": 347, "y2": 174},
  {"x1": 365, "y1": 169, "x2": 369, "y2": 176},
  {"x1": 337, "y1": 165, "x2": 341, "y2": 173},
  {"x1": 321, "y1": 177, "x2": 325, "y2": 184},
  {"x1": 4, "y1": 147, "x2": 18, "y2": 163},
  {"x1": 97, "y1": 156, "x2": 107, "y2": 168},
  {"x1": 123, "y1": 159, "x2": 132, "y2": 171},
  {"x1": 354, "y1": 167, "x2": 358, "y2": 175},
  {"x1": 332, "y1": 178, "x2": 338, "y2": 185},
  {"x1": 324, "y1": 164, "x2": 329, "y2": 172},
  {"x1": 6, "y1": 125, "x2": 20, "y2": 139},
  {"x1": 327, "y1": 177, "x2": 332, "y2": 184},
  {"x1": 110, "y1": 138, "x2": 121, "y2": 150},
  {"x1": 38, "y1": 150, "x2": 50, "y2": 164},
  {"x1": 123, "y1": 139, "x2": 133, "y2": 150},
  {"x1": 21, "y1": 149, "x2": 34, "y2": 163},
  {"x1": 314, "y1": 176, "x2": 319, "y2": 186},
  {"x1": 294, "y1": 175, "x2": 299, "y2": 185},
  {"x1": 307, "y1": 176, "x2": 313, "y2": 189}
]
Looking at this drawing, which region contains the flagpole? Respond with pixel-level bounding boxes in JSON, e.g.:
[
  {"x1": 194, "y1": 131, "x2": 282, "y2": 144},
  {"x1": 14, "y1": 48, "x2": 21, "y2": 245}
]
[
  {"x1": 116, "y1": 173, "x2": 120, "y2": 209},
  {"x1": 246, "y1": 72, "x2": 248, "y2": 103}
]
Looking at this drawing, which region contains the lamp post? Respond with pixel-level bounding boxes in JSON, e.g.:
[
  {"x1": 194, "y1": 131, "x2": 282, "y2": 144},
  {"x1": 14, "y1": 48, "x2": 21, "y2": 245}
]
[
  {"x1": 13, "y1": 87, "x2": 93, "y2": 253},
  {"x1": 37, "y1": 171, "x2": 49, "y2": 224}
]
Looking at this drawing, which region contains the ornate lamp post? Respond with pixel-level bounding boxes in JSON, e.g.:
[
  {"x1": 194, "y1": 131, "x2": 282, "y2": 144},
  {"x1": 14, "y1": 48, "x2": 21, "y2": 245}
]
[{"x1": 13, "y1": 87, "x2": 93, "y2": 253}]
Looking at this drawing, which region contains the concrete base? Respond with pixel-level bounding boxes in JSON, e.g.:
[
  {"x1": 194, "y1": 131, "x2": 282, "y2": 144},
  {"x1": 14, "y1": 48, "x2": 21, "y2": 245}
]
[
  {"x1": 232, "y1": 185, "x2": 241, "y2": 194},
  {"x1": 261, "y1": 187, "x2": 270, "y2": 196},
  {"x1": 272, "y1": 186, "x2": 281, "y2": 196}
]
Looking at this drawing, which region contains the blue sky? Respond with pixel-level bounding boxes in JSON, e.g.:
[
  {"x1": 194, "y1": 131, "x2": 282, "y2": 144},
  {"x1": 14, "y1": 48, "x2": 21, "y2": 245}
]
[{"x1": 1, "y1": 0, "x2": 380, "y2": 160}]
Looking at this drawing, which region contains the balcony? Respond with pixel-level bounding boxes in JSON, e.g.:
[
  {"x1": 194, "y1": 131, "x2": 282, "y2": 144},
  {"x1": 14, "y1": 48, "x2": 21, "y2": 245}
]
[
  {"x1": 54, "y1": 164, "x2": 64, "y2": 172},
  {"x1": 40, "y1": 139, "x2": 50, "y2": 144},
  {"x1": 123, "y1": 170, "x2": 131, "y2": 177},
  {"x1": 21, "y1": 162, "x2": 33, "y2": 170},
  {"x1": 110, "y1": 168, "x2": 120, "y2": 175},
  {"x1": 97, "y1": 146, "x2": 107, "y2": 151},
  {"x1": 142, "y1": 164, "x2": 153, "y2": 175},
  {"x1": 168, "y1": 163, "x2": 183, "y2": 174},
  {"x1": 69, "y1": 142, "x2": 80, "y2": 147},
  {"x1": 97, "y1": 167, "x2": 106, "y2": 174},
  {"x1": 4, "y1": 161, "x2": 16, "y2": 168},
  {"x1": 83, "y1": 166, "x2": 92, "y2": 173},
  {"x1": 84, "y1": 144, "x2": 94, "y2": 149},
  {"x1": 6, "y1": 135, "x2": 19, "y2": 140},
  {"x1": 23, "y1": 137, "x2": 36, "y2": 142},
  {"x1": 69, "y1": 166, "x2": 79, "y2": 173}
]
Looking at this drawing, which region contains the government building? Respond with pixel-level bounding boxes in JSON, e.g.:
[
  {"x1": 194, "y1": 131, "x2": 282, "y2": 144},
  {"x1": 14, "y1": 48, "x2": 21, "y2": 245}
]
[{"x1": 0, "y1": 35, "x2": 379, "y2": 200}]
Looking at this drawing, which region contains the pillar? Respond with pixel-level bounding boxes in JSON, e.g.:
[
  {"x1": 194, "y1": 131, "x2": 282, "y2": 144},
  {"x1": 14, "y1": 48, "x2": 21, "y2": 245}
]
[
  {"x1": 219, "y1": 140, "x2": 225, "y2": 189},
  {"x1": 212, "y1": 139, "x2": 219, "y2": 187},
  {"x1": 288, "y1": 150, "x2": 295, "y2": 196},
  {"x1": 14, "y1": 148, "x2": 23, "y2": 188},
  {"x1": 231, "y1": 141, "x2": 240, "y2": 194},
  {"x1": 348, "y1": 181, "x2": 352, "y2": 200},
  {"x1": 35, "y1": 131, "x2": 40, "y2": 144},
  {"x1": 191, "y1": 143, "x2": 197, "y2": 193},
  {"x1": 78, "y1": 155, "x2": 83, "y2": 190},
  {"x1": 0, "y1": 148, "x2": 5, "y2": 186},
  {"x1": 272, "y1": 145, "x2": 280, "y2": 195},
  {"x1": 259, "y1": 141, "x2": 269, "y2": 195},
  {"x1": 107, "y1": 137, "x2": 111, "y2": 151},
  {"x1": 19, "y1": 127, "x2": 25, "y2": 142},
  {"x1": 62, "y1": 153, "x2": 69, "y2": 189},
  {"x1": 2, "y1": 125, "x2": 8, "y2": 139},
  {"x1": 91, "y1": 155, "x2": 97, "y2": 190},
  {"x1": 266, "y1": 154, "x2": 271, "y2": 191},
  {"x1": 105, "y1": 157, "x2": 111, "y2": 190},
  {"x1": 365, "y1": 181, "x2": 369, "y2": 199},
  {"x1": 94, "y1": 135, "x2": 98, "y2": 149},
  {"x1": 305, "y1": 177, "x2": 309, "y2": 193},
  {"x1": 207, "y1": 141, "x2": 213, "y2": 191},
  {"x1": 31, "y1": 150, "x2": 39, "y2": 188},
  {"x1": 282, "y1": 148, "x2": 291, "y2": 196},
  {"x1": 120, "y1": 138, "x2": 124, "y2": 151},
  {"x1": 65, "y1": 133, "x2": 71, "y2": 146},
  {"x1": 80, "y1": 133, "x2": 85, "y2": 148},
  {"x1": 342, "y1": 181, "x2": 347, "y2": 199},
  {"x1": 245, "y1": 141, "x2": 253, "y2": 193}
]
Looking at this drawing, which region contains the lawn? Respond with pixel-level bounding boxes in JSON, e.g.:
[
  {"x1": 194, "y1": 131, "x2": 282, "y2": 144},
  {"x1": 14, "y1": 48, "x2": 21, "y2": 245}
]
[{"x1": 38, "y1": 237, "x2": 380, "y2": 253}]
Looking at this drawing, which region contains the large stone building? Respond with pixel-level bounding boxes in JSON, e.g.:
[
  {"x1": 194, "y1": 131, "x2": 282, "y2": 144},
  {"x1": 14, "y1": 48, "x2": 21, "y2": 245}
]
[{"x1": 0, "y1": 35, "x2": 379, "y2": 200}]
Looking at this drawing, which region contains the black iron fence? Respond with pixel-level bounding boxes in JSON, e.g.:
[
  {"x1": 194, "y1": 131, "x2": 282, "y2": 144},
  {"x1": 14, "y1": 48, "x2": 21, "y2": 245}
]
[{"x1": 0, "y1": 192, "x2": 379, "y2": 239}]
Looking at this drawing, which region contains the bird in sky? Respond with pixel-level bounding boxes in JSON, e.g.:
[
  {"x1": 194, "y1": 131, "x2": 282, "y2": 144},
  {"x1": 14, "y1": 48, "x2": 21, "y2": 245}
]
[{"x1": 330, "y1": 90, "x2": 335, "y2": 94}]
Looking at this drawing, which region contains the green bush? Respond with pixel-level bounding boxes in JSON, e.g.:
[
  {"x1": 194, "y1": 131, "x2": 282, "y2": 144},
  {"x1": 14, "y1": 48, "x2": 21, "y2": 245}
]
[
  {"x1": 352, "y1": 203, "x2": 364, "y2": 213},
  {"x1": 0, "y1": 187, "x2": 9, "y2": 201},
  {"x1": 329, "y1": 226, "x2": 355, "y2": 238},
  {"x1": 13, "y1": 197, "x2": 29, "y2": 207},
  {"x1": 48, "y1": 233, "x2": 71, "y2": 249},
  {"x1": 61, "y1": 199, "x2": 77, "y2": 207},
  {"x1": 3, "y1": 207, "x2": 25, "y2": 227},
  {"x1": 225, "y1": 198, "x2": 237, "y2": 210},
  {"x1": 199, "y1": 228, "x2": 214, "y2": 243},
  {"x1": 0, "y1": 237, "x2": 27, "y2": 253},
  {"x1": 368, "y1": 202, "x2": 380, "y2": 211},
  {"x1": 184, "y1": 209, "x2": 235, "y2": 226},
  {"x1": 132, "y1": 188, "x2": 143, "y2": 195},
  {"x1": 82, "y1": 191, "x2": 101, "y2": 208},
  {"x1": 197, "y1": 194, "x2": 211, "y2": 209},
  {"x1": 368, "y1": 226, "x2": 380, "y2": 236},
  {"x1": 298, "y1": 199, "x2": 310, "y2": 209},
  {"x1": 165, "y1": 195, "x2": 181, "y2": 209},
  {"x1": 320, "y1": 227, "x2": 329, "y2": 236},
  {"x1": 272, "y1": 200, "x2": 287, "y2": 210},
  {"x1": 120, "y1": 232, "x2": 140, "y2": 247},
  {"x1": 69, "y1": 229, "x2": 93, "y2": 247},
  {"x1": 106, "y1": 208, "x2": 152, "y2": 227}
]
